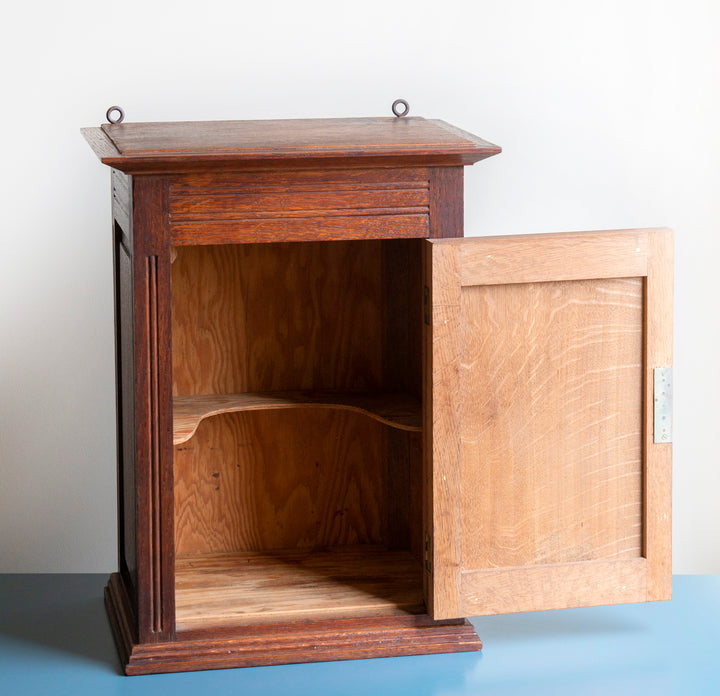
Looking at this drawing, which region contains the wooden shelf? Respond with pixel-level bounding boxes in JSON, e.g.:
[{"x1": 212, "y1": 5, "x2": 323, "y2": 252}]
[
  {"x1": 175, "y1": 546, "x2": 425, "y2": 631},
  {"x1": 173, "y1": 391, "x2": 422, "y2": 445}
]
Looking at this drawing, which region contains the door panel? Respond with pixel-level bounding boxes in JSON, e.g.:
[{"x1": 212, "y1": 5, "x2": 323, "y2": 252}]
[{"x1": 425, "y1": 228, "x2": 672, "y2": 619}]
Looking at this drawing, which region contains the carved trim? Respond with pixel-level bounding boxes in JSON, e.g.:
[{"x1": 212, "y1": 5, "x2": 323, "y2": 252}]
[{"x1": 145, "y1": 255, "x2": 163, "y2": 634}]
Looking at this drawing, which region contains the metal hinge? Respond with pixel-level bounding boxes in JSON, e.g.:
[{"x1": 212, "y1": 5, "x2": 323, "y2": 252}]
[
  {"x1": 424, "y1": 532, "x2": 432, "y2": 573},
  {"x1": 653, "y1": 367, "x2": 673, "y2": 443},
  {"x1": 423, "y1": 286, "x2": 430, "y2": 325}
]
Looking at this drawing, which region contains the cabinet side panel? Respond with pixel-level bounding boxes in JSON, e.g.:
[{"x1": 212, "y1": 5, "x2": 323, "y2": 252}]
[
  {"x1": 115, "y1": 235, "x2": 137, "y2": 602},
  {"x1": 459, "y1": 278, "x2": 644, "y2": 569}
]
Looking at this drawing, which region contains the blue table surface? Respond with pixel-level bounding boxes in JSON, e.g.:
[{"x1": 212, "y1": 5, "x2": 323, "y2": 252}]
[{"x1": 1, "y1": 574, "x2": 718, "y2": 695}]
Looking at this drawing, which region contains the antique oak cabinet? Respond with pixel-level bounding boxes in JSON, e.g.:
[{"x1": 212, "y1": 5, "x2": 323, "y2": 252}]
[{"x1": 82, "y1": 114, "x2": 673, "y2": 675}]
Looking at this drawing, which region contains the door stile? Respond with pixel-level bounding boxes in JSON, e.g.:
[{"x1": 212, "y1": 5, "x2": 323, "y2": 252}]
[
  {"x1": 423, "y1": 240, "x2": 462, "y2": 618},
  {"x1": 643, "y1": 228, "x2": 673, "y2": 601}
]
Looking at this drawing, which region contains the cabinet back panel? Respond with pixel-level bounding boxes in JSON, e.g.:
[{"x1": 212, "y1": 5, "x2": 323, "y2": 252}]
[
  {"x1": 174, "y1": 410, "x2": 385, "y2": 554},
  {"x1": 459, "y1": 277, "x2": 644, "y2": 568},
  {"x1": 171, "y1": 241, "x2": 384, "y2": 395}
]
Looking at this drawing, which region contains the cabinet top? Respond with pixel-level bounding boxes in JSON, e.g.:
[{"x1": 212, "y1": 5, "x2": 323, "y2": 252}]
[{"x1": 81, "y1": 117, "x2": 500, "y2": 174}]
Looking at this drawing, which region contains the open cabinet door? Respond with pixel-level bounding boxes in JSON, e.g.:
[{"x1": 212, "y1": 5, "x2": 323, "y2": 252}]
[{"x1": 424, "y1": 228, "x2": 672, "y2": 620}]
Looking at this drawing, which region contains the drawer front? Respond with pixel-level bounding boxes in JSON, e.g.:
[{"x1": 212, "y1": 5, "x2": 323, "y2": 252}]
[{"x1": 168, "y1": 168, "x2": 430, "y2": 244}]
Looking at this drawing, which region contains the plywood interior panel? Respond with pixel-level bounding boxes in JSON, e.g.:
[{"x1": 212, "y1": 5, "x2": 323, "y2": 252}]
[
  {"x1": 171, "y1": 241, "x2": 384, "y2": 395},
  {"x1": 174, "y1": 410, "x2": 386, "y2": 555},
  {"x1": 459, "y1": 277, "x2": 644, "y2": 569}
]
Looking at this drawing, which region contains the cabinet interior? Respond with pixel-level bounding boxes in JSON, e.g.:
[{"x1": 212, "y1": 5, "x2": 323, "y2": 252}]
[{"x1": 171, "y1": 239, "x2": 425, "y2": 631}]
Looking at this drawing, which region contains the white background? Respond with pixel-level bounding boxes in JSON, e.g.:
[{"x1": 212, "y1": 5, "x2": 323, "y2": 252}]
[{"x1": 1, "y1": 0, "x2": 718, "y2": 573}]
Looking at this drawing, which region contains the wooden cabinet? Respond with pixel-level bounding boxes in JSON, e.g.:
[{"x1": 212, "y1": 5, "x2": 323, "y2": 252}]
[{"x1": 83, "y1": 116, "x2": 672, "y2": 675}]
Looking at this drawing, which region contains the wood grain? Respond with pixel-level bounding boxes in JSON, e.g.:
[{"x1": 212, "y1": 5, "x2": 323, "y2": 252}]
[
  {"x1": 86, "y1": 114, "x2": 495, "y2": 673},
  {"x1": 644, "y1": 228, "x2": 673, "y2": 600},
  {"x1": 381, "y1": 240, "x2": 424, "y2": 555},
  {"x1": 173, "y1": 391, "x2": 422, "y2": 444},
  {"x1": 169, "y1": 167, "x2": 430, "y2": 193},
  {"x1": 174, "y1": 547, "x2": 424, "y2": 630},
  {"x1": 459, "y1": 277, "x2": 644, "y2": 569},
  {"x1": 105, "y1": 570, "x2": 480, "y2": 675},
  {"x1": 454, "y1": 228, "x2": 650, "y2": 285},
  {"x1": 429, "y1": 168, "x2": 463, "y2": 238},
  {"x1": 424, "y1": 240, "x2": 463, "y2": 618},
  {"x1": 171, "y1": 241, "x2": 384, "y2": 395},
  {"x1": 173, "y1": 410, "x2": 386, "y2": 555},
  {"x1": 170, "y1": 189, "x2": 428, "y2": 218},
  {"x1": 114, "y1": 236, "x2": 137, "y2": 603},
  {"x1": 131, "y1": 176, "x2": 175, "y2": 642},
  {"x1": 82, "y1": 117, "x2": 501, "y2": 173},
  {"x1": 111, "y1": 169, "x2": 132, "y2": 243},
  {"x1": 81, "y1": 126, "x2": 120, "y2": 159},
  {"x1": 168, "y1": 166, "x2": 431, "y2": 247},
  {"x1": 170, "y1": 214, "x2": 429, "y2": 245},
  {"x1": 427, "y1": 229, "x2": 670, "y2": 620},
  {"x1": 459, "y1": 558, "x2": 647, "y2": 616}
]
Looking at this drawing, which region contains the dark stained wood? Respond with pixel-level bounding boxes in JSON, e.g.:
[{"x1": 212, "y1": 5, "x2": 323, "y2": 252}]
[
  {"x1": 112, "y1": 169, "x2": 132, "y2": 243},
  {"x1": 87, "y1": 114, "x2": 497, "y2": 676},
  {"x1": 131, "y1": 176, "x2": 175, "y2": 643},
  {"x1": 169, "y1": 166, "x2": 430, "y2": 192},
  {"x1": 168, "y1": 167, "x2": 430, "y2": 244},
  {"x1": 429, "y1": 167, "x2": 464, "y2": 239},
  {"x1": 170, "y1": 188, "x2": 428, "y2": 218},
  {"x1": 125, "y1": 621, "x2": 481, "y2": 675},
  {"x1": 104, "y1": 568, "x2": 480, "y2": 675},
  {"x1": 170, "y1": 214, "x2": 428, "y2": 245},
  {"x1": 105, "y1": 571, "x2": 138, "y2": 662},
  {"x1": 81, "y1": 117, "x2": 501, "y2": 173},
  {"x1": 114, "y1": 232, "x2": 137, "y2": 607}
]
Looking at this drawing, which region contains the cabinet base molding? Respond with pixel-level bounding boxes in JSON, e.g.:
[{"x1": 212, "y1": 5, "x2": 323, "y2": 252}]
[{"x1": 105, "y1": 573, "x2": 482, "y2": 675}]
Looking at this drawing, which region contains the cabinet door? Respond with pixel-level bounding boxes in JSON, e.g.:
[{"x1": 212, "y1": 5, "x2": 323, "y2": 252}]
[{"x1": 424, "y1": 228, "x2": 672, "y2": 619}]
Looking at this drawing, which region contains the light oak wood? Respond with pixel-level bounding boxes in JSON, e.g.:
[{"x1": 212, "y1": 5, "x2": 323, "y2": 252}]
[
  {"x1": 427, "y1": 228, "x2": 672, "y2": 619},
  {"x1": 459, "y1": 558, "x2": 647, "y2": 616},
  {"x1": 174, "y1": 547, "x2": 425, "y2": 630},
  {"x1": 423, "y1": 240, "x2": 462, "y2": 618},
  {"x1": 454, "y1": 228, "x2": 650, "y2": 285},
  {"x1": 459, "y1": 277, "x2": 644, "y2": 569},
  {"x1": 644, "y1": 228, "x2": 674, "y2": 600},
  {"x1": 173, "y1": 391, "x2": 422, "y2": 445}
]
